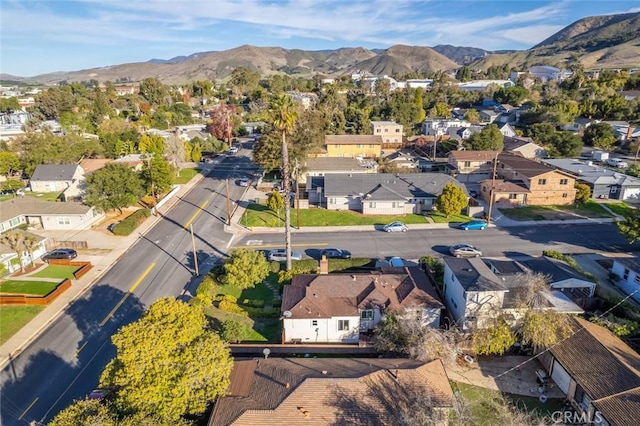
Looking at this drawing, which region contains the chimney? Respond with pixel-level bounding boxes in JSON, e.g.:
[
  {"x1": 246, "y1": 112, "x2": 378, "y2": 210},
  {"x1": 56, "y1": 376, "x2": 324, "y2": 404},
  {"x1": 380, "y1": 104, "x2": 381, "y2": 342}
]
[{"x1": 319, "y1": 255, "x2": 329, "y2": 274}]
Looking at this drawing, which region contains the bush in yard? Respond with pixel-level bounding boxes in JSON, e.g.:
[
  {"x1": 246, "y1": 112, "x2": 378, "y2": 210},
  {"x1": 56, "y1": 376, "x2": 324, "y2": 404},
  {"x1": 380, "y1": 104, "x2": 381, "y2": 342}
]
[
  {"x1": 218, "y1": 295, "x2": 248, "y2": 316},
  {"x1": 242, "y1": 299, "x2": 265, "y2": 308},
  {"x1": 223, "y1": 248, "x2": 270, "y2": 290},
  {"x1": 575, "y1": 183, "x2": 591, "y2": 204},
  {"x1": 472, "y1": 316, "x2": 516, "y2": 355},
  {"x1": 328, "y1": 258, "x2": 375, "y2": 272},
  {"x1": 194, "y1": 275, "x2": 215, "y2": 306},
  {"x1": 292, "y1": 259, "x2": 319, "y2": 273},
  {"x1": 435, "y1": 182, "x2": 468, "y2": 217},
  {"x1": 112, "y1": 209, "x2": 151, "y2": 236},
  {"x1": 270, "y1": 260, "x2": 281, "y2": 273},
  {"x1": 220, "y1": 319, "x2": 246, "y2": 343},
  {"x1": 243, "y1": 306, "x2": 281, "y2": 318}
]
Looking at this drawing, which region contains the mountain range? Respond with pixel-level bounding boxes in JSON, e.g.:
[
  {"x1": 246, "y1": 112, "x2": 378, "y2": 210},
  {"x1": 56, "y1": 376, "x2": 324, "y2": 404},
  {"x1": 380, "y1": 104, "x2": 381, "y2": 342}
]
[{"x1": 8, "y1": 11, "x2": 640, "y2": 85}]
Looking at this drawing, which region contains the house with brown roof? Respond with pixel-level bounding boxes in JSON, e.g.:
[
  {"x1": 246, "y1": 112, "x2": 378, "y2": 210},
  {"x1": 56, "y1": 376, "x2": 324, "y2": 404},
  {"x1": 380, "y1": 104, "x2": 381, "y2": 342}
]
[
  {"x1": 281, "y1": 266, "x2": 444, "y2": 343},
  {"x1": 447, "y1": 150, "x2": 500, "y2": 183},
  {"x1": 310, "y1": 135, "x2": 383, "y2": 159},
  {"x1": 479, "y1": 152, "x2": 576, "y2": 206},
  {"x1": 78, "y1": 158, "x2": 112, "y2": 174},
  {"x1": 503, "y1": 136, "x2": 547, "y2": 159},
  {"x1": 209, "y1": 358, "x2": 454, "y2": 426},
  {"x1": 539, "y1": 317, "x2": 640, "y2": 426}
]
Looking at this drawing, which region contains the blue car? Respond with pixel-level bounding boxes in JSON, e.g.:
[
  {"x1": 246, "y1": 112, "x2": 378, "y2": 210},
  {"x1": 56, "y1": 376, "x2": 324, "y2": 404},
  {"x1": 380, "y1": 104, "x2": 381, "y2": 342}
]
[{"x1": 458, "y1": 220, "x2": 488, "y2": 231}]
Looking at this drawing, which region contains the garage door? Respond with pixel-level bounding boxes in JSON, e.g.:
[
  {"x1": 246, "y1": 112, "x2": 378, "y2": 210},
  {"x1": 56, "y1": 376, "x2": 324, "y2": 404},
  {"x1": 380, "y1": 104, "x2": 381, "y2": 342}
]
[
  {"x1": 623, "y1": 187, "x2": 640, "y2": 200},
  {"x1": 551, "y1": 360, "x2": 571, "y2": 394}
]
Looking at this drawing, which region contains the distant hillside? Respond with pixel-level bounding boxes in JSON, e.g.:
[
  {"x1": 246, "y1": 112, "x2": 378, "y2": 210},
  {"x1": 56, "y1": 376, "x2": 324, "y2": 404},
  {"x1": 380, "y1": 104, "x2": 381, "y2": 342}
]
[
  {"x1": 347, "y1": 45, "x2": 458, "y2": 76},
  {"x1": 148, "y1": 51, "x2": 217, "y2": 64},
  {"x1": 472, "y1": 11, "x2": 640, "y2": 70},
  {"x1": 432, "y1": 45, "x2": 491, "y2": 64}
]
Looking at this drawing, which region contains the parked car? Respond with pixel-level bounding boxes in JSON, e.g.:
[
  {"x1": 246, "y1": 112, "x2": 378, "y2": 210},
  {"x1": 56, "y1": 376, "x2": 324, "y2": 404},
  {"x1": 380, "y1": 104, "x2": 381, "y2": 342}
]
[
  {"x1": 320, "y1": 248, "x2": 351, "y2": 259},
  {"x1": 469, "y1": 189, "x2": 478, "y2": 198},
  {"x1": 267, "y1": 249, "x2": 303, "y2": 262},
  {"x1": 227, "y1": 147, "x2": 239, "y2": 154},
  {"x1": 238, "y1": 177, "x2": 250, "y2": 187},
  {"x1": 107, "y1": 221, "x2": 121, "y2": 233},
  {"x1": 42, "y1": 248, "x2": 77, "y2": 262},
  {"x1": 383, "y1": 221, "x2": 408, "y2": 233},
  {"x1": 449, "y1": 244, "x2": 482, "y2": 258},
  {"x1": 606, "y1": 158, "x2": 629, "y2": 169},
  {"x1": 388, "y1": 257, "x2": 405, "y2": 267},
  {"x1": 458, "y1": 220, "x2": 488, "y2": 231}
]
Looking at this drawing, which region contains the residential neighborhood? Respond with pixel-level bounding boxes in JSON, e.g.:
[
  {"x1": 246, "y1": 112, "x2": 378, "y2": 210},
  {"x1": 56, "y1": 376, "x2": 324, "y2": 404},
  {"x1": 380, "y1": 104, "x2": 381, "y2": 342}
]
[{"x1": 1, "y1": 7, "x2": 640, "y2": 426}]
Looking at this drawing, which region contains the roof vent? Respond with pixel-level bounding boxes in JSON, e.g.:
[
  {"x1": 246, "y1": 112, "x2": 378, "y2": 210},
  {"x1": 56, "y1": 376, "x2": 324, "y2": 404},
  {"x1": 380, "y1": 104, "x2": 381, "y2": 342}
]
[
  {"x1": 313, "y1": 293, "x2": 317, "y2": 297},
  {"x1": 351, "y1": 275, "x2": 357, "y2": 281}
]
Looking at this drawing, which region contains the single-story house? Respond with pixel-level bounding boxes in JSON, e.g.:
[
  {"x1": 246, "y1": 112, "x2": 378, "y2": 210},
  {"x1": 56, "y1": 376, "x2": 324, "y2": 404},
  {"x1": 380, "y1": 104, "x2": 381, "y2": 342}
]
[
  {"x1": 542, "y1": 158, "x2": 640, "y2": 200},
  {"x1": 241, "y1": 121, "x2": 266, "y2": 134},
  {"x1": 208, "y1": 358, "x2": 454, "y2": 426},
  {"x1": 0, "y1": 231, "x2": 47, "y2": 274},
  {"x1": 312, "y1": 173, "x2": 467, "y2": 214},
  {"x1": 498, "y1": 123, "x2": 517, "y2": 138},
  {"x1": 478, "y1": 179, "x2": 529, "y2": 206},
  {"x1": 300, "y1": 157, "x2": 376, "y2": 185},
  {"x1": 0, "y1": 197, "x2": 103, "y2": 232},
  {"x1": 503, "y1": 136, "x2": 547, "y2": 159},
  {"x1": 78, "y1": 158, "x2": 112, "y2": 174},
  {"x1": 563, "y1": 117, "x2": 595, "y2": 133},
  {"x1": 113, "y1": 154, "x2": 145, "y2": 171},
  {"x1": 382, "y1": 150, "x2": 420, "y2": 170},
  {"x1": 29, "y1": 164, "x2": 84, "y2": 197},
  {"x1": 619, "y1": 90, "x2": 640, "y2": 101},
  {"x1": 281, "y1": 266, "x2": 444, "y2": 344},
  {"x1": 521, "y1": 256, "x2": 597, "y2": 301},
  {"x1": 610, "y1": 257, "x2": 640, "y2": 304},
  {"x1": 443, "y1": 257, "x2": 584, "y2": 330},
  {"x1": 539, "y1": 317, "x2": 640, "y2": 426},
  {"x1": 479, "y1": 109, "x2": 500, "y2": 124}
]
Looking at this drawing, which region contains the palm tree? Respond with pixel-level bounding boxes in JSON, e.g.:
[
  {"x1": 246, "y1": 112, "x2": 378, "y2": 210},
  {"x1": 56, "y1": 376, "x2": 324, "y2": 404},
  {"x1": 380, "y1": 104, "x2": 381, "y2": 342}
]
[
  {"x1": 22, "y1": 234, "x2": 39, "y2": 268},
  {"x1": 269, "y1": 94, "x2": 298, "y2": 271},
  {"x1": 2, "y1": 231, "x2": 25, "y2": 273}
]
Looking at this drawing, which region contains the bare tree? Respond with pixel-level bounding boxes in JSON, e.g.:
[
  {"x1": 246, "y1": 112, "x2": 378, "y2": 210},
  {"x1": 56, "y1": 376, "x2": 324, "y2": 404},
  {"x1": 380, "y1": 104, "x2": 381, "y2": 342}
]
[
  {"x1": 1, "y1": 231, "x2": 25, "y2": 273},
  {"x1": 22, "y1": 234, "x2": 39, "y2": 268}
]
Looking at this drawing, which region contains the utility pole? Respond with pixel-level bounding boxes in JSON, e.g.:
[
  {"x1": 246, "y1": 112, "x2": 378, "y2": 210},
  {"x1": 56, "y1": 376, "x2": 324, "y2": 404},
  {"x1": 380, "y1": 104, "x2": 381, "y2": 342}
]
[
  {"x1": 190, "y1": 224, "x2": 199, "y2": 276},
  {"x1": 147, "y1": 155, "x2": 157, "y2": 216},
  {"x1": 486, "y1": 152, "x2": 499, "y2": 226},
  {"x1": 225, "y1": 179, "x2": 232, "y2": 226},
  {"x1": 295, "y1": 159, "x2": 301, "y2": 229}
]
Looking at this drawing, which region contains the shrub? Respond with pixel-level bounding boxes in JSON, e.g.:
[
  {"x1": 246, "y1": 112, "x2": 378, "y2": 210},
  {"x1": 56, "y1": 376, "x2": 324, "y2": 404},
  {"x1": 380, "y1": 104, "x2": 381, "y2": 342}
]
[
  {"x1": 242, "y1": 299, "x2": 265, "y2": 308},
  {"x1": 243, "y1": 306, "x2": 281, "y2": 318},
  {"x1": 590, "y1": 314, "x2": 640, "y2": 337},
  {"x1": 221, "y1": 319, "x2": 247, "y2": 343},
  {"x1": 269, "y1": 260, "x2": 281, "y2": 273},
  {"x1": 328, "y1": 258, "x2": 375, "y2": 272},
  {"x1": 291, "y1": 259, "x2": 318, "y2": 273},
  {"x1": 113, "y1": 209, "x2": 151, "y2": 236},
  {"x1": 195, "y1": 275, "x2": 215, "y2": 306},
  {"x1": 218, "y1": 295, "x2": 248, "y2": 316}
]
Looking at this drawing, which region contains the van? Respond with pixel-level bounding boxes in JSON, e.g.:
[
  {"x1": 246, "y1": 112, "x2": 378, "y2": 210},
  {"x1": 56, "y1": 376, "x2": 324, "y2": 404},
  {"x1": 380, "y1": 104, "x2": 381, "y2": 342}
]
[{"x1": 607, "y1": 158, "x2": 629, "y2": 169}]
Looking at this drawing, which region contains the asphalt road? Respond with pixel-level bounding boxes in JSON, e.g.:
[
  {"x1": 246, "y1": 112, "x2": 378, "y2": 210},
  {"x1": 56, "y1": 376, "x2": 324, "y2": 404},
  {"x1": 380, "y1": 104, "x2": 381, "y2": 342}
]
[
  {"x1": 0, "y1": 144, "x2": 636, "y2": 425},
  {"x1": 0, "y1": 148, "x2": 258, "y2": 426}
]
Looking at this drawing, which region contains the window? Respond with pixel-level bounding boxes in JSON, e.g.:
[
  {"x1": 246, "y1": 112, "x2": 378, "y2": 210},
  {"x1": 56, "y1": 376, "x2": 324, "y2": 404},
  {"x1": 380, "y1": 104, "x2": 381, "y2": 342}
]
[
  {"x1": 464, "y1": 161, "x2": 471, "y2": 167},
  {"x1": 361, "y1": 310, "x2": 373, "y2": 320},
  {"x1": 369, "y1": 144, "x2": 374, "y2": 148},
  {"x1": 560, "y1": 178, "x2": 568, "y2": 185},
  {"x1": 611, "y1": 186, "x2": 618, "y2": 193},
  {"x1": 634, "y1": 275, "x2": 640, "y2": 284},
  {"x1": 395, "y1": 128, "x2": 400, "y2": 133},
  {"x1": 357, "y1": 144, "x2": 363, "y2": 148},
  {"x1": 624, "y1": 268, "x2": 630, "y2": 280},
  {"x1": 509, "y1": 194, "x2": 517, "y2": 200},
  {"x1": 312, "y1": 320, "x2": 318, "y2": 326},
  {"x1": 450, "y1": 297, "x2": 457, "y2": 309},
  {"x1": 329, "y1": 198, "x2": 336, "y2": 204},
  {"x1": 338, "y1": 320, "x2": 350, "y2": 331},
  {"x1": 538, "y1": 178, "x2": 547, "y2": 185},
  {"x1": 384, "y1": 128, "x2": 388, "y2": 133},
  {"x1": 368, "y1": 202, "x2": 376, "y2": 208},
  {"x1": 562, "y1": 193, "x2": 568, "y2": 198},
  {"x1": 335, "y1": 144, "x2": 340, "y2": 148},
  {"x1": 57, "y1": 217, "x2": 70, "y2": 225},
  {"x1": 376, "y1": 129, "x2": 381, "y2": 133},
  {"x1": 9, "y1": 217, "x2": 20, "y2": 227}
]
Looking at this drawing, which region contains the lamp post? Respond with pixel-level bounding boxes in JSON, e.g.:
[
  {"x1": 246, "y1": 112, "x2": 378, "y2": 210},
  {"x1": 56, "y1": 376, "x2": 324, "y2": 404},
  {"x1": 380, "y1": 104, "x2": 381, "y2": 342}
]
[{"x1": 486, "y1": 152, "x2": 500, "y2": 226}]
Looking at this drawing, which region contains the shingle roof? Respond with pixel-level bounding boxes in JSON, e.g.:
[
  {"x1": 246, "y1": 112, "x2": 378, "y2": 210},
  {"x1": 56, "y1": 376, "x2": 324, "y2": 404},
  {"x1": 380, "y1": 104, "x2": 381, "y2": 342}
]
[
  {"x1": 498, "y1": 152, "x2": 559, "y2": 178},
  {"x1": 323, "y1": 173, "x2": 464, "y2": 199},
  {"x1": 0, "y1": 197, "x2": 92, "y2": 222},
  {"x1": 592, "y1": 387, "x2": 640, "y2": 426},
  {"x1": 78, "y1": 159, "x2": 112, "y2": 174},
  {"x1": 613, "y1": 257, "x2": 640, "y2": 272},
  {"x1": 480, "y1": 179, "x2": 529, "y2": 193},
  {"x1": 30, "y1": 164, "x2": 81, "y2": 181},
  {"x1": 541, "y1": 159, "x2": 640, "y2": 187},
  {"x1": 209, "y1": 358, "x2": 454, "y2": 426},
  {"x1": 444, "y1": 257, "x2": 508, "y2": 292},
  {"x1": 549, "y1": 317, "x2": 640, "y2": 401},
  {"x1": 449, "y1": 150, "x2": 500, "y2": 162},
  {"x1": 503, "y1": 136, "x2": 535, "y2": 151},
  {"x1": 521, "y1": 256, "x2": 593, "y2": 284},
  {"x1": 282, "y1": 267, "x2": 443, "y2": 319},
  {"x1": 325, "y1": 135, "x2": 384, "y2": 145},
  {"x1": 304, "y1": 157, "x2": 368, "y2": 172}
]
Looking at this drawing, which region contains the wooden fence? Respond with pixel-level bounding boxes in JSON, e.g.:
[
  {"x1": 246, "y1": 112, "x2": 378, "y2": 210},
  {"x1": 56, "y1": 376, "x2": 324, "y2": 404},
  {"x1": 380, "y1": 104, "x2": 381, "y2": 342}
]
[
  {"x1": 0, "y1": 279, "x2": 71, "y2": 305},
  {"x1": 44, "y1": 239, "x2": 88, "y2": 251}
]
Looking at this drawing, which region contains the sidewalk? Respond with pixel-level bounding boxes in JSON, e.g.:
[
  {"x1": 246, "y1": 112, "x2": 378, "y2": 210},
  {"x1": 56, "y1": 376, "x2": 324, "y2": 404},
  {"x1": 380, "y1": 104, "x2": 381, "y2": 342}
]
[{"x1": 0, "y1": 169, "x2": 208, "y2": 370}]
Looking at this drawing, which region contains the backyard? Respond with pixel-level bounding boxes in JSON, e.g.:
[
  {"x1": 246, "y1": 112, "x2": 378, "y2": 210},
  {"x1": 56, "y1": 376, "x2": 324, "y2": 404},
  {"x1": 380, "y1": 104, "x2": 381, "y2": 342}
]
[
  {"x1": 241, "y1": 204, "x2": 430, "y2": 227},
  {"x1": 499, "y1": 201, "x2": 614, "y2": 221},
  {"x1": 0, "y1": 306, "x2": 46, "y2": 344}
]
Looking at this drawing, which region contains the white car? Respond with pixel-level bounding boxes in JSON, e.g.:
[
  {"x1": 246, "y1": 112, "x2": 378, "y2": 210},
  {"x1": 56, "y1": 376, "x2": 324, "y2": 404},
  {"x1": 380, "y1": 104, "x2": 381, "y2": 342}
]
[
  {"x1": 606, "y1": 158, "x2": 629, "y2": 169},
  {"x1": 227, "y1": 147, "x2": 239, "y2": 154},
  {"x1": 267, "y1": 249, "x2": 303, "y2": 262}
]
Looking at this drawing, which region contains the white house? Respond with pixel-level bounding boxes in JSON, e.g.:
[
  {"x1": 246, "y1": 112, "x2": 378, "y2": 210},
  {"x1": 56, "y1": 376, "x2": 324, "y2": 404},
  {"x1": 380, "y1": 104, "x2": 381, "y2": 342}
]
[
  {"x1": 498, "y1": 123, "x2": 517, "y2": 138},
  {"x1": 29, "y1": 164, "x2": 85, "y2": 196},
  {"x1": 611, "y1": 257, "x2": 640, "y2": 304},
  {"x1": 281, "y1": 266, "x2": 444, "y2": 343},
  {"x1": 0, "y1": 231, "x2": 47, "y2": 274},
  {"x1": 0, "y1": 197, "x2": 104, "y2": 232},
  {"x1": 421, "y1": 118, "x2": 470, "y2": 136}
]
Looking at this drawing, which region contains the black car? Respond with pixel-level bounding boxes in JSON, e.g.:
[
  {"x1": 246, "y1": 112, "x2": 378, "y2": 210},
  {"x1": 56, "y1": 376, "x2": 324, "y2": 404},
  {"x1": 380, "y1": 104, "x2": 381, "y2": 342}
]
[
  {"x1": 42, "y1": 248, "x2": 77, "y2": 262},
  {"x1": 320, "y1": 248, "x2": 351, "y2": 259}
]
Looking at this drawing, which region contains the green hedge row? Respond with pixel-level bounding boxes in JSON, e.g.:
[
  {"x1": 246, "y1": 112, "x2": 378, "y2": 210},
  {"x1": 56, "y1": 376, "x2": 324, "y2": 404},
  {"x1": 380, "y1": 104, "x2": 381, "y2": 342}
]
[
  {"x1": 328, "y1": 258, "x2": 376, "y2": 272},
  {"x1": 112, "y1": 209, "x2": 152, "y2": 236}
]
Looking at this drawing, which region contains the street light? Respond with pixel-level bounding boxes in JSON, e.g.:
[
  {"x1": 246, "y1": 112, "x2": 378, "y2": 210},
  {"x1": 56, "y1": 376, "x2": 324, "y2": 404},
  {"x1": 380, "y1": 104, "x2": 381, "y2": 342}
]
[{"x1": 486, "y1": 152, "x2": 500, "y2": 226}]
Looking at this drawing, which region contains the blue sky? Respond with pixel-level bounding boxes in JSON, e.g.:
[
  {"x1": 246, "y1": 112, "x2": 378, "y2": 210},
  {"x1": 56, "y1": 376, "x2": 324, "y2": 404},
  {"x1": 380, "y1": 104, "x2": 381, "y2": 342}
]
[{"x1": 1, "y1": 0, "x2": 639, "y2": 77}]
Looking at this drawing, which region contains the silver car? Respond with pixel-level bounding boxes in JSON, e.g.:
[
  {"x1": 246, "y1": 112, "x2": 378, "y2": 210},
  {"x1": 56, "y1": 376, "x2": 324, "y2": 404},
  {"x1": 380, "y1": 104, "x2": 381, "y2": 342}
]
[
  {"x1": 383, "y1": 221, "x2": 408, "y2": 233},
  {"x1": 449, "y1": 244, "x2": 482, "y2": 258},
  {"x1": 267, "y1": 249, "x2": 303, "y2": 262}
]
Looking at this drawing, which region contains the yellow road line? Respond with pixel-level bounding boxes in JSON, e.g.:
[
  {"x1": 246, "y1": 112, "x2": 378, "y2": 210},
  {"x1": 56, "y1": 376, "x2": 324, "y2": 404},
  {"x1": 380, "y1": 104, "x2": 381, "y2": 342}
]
[
  {"x1": 19, "y1": 398, "x2": 38, "y2": 420},
  {"x1": 74, "y1": 341, "x2": 88, "y2": 357},
  {"x1": 183, "y1": 200, "x2": 209, "y2": 229},
  {"x1": 99, "y1": 263, "x2": 156, "y2": 327},
  {"x1": 230, "y1": 242, "x2": 328, "y2": 249}
]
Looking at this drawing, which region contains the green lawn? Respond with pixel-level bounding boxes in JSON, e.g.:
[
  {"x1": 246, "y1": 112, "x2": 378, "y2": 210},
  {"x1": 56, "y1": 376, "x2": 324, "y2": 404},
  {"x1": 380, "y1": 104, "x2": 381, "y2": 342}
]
[
  {"x1": 0, "y1": 305, "x2": 46, "y2": 344},
  {"x1": 175, "y1": 168, "x2": 201, "y2": 184},
  {"x1": 604, "y1": 202, "x2": 634, "y2": 217},
  {"x1": 241, "y1": 204, "x2": 430, "y2": 227},
  {"x1": 0, "y1": 280, "x2": 60, "y2": 295},
  {"x1": 30, "y1": 265, "x2": 79, "y2": 280},
  {"x1": 499, "y1": 201, "x2": 613, "y2": 221},
  {"x1": 429, "y1": 212, "x2": 472, "y2": 223},
  {"x1": 240, "y1": 281, "x2": 275, "y2": 306},
  {"x1": 25, "y1": 191, "x2": 63, "y2": 201},
  {"x1": 203, "y1": 306, "x2": 281, "y2": 342}
]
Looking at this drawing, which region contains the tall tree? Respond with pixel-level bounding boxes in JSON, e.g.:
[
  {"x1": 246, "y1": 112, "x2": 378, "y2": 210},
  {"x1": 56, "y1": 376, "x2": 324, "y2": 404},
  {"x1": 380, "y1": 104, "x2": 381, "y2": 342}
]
[
  {"x1": 616, "y1": 208, "x2": 640, "y2": 244},
  {"x1": 583, "y1": 122, "x2": 616, "y2": 150},
  {"x1": 269, "y1": 94, "x2": 298, "y2": 271},
  {"x1": 0, "y1": 151, "x2": 20, "y2": 177},
  {"x1": 222, "y1": 248, "x2": 270, "y2": 290},
  {"x1": 435, "y1": 182, "x2": 468, "y2": 217},
  {"x1": 139, "y1": 77, "x2": 167, "y2": 105},
  {"x1": 465, "y1": 124, "x2": 504, "y2": 150},
  {"x1": 1, "y1": 231, "x2": 24, "y2": 272},
  {"x1": 101, "y1": 298, "x2": 232, "y2": 423},
  {"x1": 22, "y1": 234, "x2": 39, "y2": 267},
  {"x1": 84, "y1": 163, "x2": 144, "y2": 213}
]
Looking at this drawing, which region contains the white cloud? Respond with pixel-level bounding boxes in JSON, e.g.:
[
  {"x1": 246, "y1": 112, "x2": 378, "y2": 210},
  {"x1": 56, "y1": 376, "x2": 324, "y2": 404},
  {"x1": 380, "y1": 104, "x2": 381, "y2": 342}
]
[{"x1": 497, "y1": 25, "x2": 567, "y2": 45}]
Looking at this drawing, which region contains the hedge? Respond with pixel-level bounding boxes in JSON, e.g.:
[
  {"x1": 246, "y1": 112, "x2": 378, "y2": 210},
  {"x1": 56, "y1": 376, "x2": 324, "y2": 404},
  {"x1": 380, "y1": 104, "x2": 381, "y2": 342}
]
[
  {"x1": 112, "y1": 209, "x2": 152, "y2": 236},
  {"x1": 328, "y1": 258, "x2": 376, "y2": 272}
]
